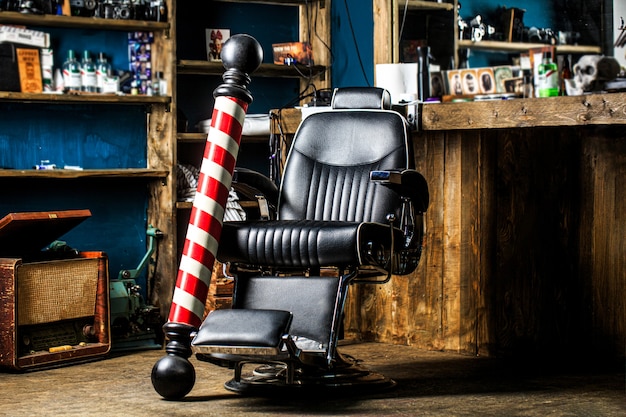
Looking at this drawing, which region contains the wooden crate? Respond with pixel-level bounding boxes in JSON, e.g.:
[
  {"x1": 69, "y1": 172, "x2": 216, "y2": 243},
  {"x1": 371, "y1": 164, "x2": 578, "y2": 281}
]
[{"x1": 202, "y1": 261, "x2": 233, "y2": 320}]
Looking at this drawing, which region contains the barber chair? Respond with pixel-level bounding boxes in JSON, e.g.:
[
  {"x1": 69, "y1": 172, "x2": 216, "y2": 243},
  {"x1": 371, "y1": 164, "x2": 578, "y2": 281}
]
[{"x1": 190, "y1": 87, "x2": 429, "y2": 394}]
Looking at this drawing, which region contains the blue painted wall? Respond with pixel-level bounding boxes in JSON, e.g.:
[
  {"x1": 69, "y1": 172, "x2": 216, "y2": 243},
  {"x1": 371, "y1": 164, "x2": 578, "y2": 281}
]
[
  {"x1": 0, "y1": 29, "x2": 150, "y2": 292},
  {"x1": 331, "y1": 0, "x2": 374, "y2": 87}
]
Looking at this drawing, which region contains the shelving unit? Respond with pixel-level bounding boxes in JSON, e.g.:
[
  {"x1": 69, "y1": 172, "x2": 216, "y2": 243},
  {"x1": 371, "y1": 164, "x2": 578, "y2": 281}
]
[
  {"x1": 177, "y1": 60, "x2": 326, "y2": 79},
  {"x1": 0, "y1": 5, "x2": 177, "y2": 316},
  {"x1": 374, "y1": 0, "x2": 602, "y2": 68},
  {"x1": 0, "y1": 91, "x2": 170, "y2": 104},
  {"x1": 172, "y1": 0, "x2": 331, "y2": 313},
  {"x1": 457, "y1": 39, "x2": 601, "y2": 55},
  {"x1": 0, "y1": 1, "x2": 329, "y2": 318},
  {"x1": 0, "y1": 11, "x2": 169, "y2": 31}
]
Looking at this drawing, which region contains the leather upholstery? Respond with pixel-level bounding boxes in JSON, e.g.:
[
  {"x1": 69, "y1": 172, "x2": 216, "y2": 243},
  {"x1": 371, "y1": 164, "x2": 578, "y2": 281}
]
[
  {"x1": 330, "y1": 86, "x2": 392, "y2": 110},
  {"x1": 218, "y1": 104, "x2": 410, "y2": 270},
  {"x1": 219, "y1": 219, "x2": 401, "y2": 268},
  {"x1": 234, "y1": 276, "x2": 341, "y2": 347},
  {"x1": 194, "y1": 309, "x2": 292, "y2": 348}
]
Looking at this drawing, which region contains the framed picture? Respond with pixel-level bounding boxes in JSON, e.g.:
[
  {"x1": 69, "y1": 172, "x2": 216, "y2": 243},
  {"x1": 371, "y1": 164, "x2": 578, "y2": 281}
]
[
  {"x1": 477, "y1": 68, "x2": 496, "y2": 94},
  {"x1": 206, "y1": 28, "x2": 230, "y2": 62}
]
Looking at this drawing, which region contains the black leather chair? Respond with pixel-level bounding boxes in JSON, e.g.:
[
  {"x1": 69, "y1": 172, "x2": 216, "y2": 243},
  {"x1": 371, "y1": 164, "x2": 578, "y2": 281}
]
[{"x1": 190, "y1": 87, "x2": 429, "y2": 394}]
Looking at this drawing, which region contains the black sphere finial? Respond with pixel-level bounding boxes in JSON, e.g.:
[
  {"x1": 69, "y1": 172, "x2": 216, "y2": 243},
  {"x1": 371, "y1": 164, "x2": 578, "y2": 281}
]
[
  {"x1": 221, "y1": 33, "x2": 263, "y2": 75},
  {"x1": 214, "y1": 34, "x2": 263, "y2": 104}
]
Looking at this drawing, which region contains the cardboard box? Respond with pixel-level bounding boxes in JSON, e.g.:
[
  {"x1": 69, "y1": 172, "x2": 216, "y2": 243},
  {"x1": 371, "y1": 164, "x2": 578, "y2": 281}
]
[
  {"x1": 16, "y1": 47, "x2": 42, "y2": 93},
  {"x1": 0, "y1": 25, "x2": 50, "y2": 48},
  {"x1": 272, "y1": 42, "x2": 313, "y2": 66}
]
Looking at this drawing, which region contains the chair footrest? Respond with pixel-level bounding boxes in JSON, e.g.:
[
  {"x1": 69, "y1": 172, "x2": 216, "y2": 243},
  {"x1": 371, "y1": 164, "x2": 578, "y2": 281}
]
[{"x1": 192, "y1": 309, "x2": 292, "y2": 353}]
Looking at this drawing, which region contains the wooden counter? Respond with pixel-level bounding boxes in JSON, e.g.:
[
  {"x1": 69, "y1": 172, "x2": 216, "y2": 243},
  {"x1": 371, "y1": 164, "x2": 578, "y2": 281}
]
[
  {"x1": 422, "y1": 92, "x2": 626, "y2": 130},
  {"x1": 273, "y1": 95, "x2": 625, "y2": 362}
]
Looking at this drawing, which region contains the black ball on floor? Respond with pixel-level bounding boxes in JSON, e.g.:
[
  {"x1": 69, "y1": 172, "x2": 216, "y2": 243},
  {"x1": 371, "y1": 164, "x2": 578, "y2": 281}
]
[{"x1": 151, "y1": 354, "x2": 196, "y2": 400}]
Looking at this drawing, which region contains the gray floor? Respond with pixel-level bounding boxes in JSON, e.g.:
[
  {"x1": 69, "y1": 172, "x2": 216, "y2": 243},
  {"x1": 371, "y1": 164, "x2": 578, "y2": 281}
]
[{"x1": 1, "y1": 342, "x2": 624, "y2": 417}]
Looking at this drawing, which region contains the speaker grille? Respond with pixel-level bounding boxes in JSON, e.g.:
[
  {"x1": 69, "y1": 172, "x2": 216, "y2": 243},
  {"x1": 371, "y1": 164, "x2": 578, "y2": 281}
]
[{"x1": 17, "y1": 258, "x2": 100, "y2": 326}]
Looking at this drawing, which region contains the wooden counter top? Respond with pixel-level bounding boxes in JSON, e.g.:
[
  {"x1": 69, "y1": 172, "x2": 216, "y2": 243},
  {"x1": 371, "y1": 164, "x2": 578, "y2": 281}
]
[{"x1": 421, "y1": 92, "x2": 626, "y2": 130}]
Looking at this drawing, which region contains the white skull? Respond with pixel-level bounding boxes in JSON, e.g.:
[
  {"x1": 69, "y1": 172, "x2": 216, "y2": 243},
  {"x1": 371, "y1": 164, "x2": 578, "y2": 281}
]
[
  {"x1": 572, "y1": 55, "x2": 602, "y2": 93},
  {"x1": 570, "y1": 55, "x2": 620, "y2": 95}
]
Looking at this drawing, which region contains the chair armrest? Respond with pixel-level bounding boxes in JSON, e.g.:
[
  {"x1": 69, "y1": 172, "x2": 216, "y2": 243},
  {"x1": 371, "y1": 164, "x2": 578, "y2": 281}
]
[
  {"x1": 370, "y1": 169, "x2": 429, "y2": 213},
  {"x1": 232, "y1": 167, "x2": 279, "y2": 209}
]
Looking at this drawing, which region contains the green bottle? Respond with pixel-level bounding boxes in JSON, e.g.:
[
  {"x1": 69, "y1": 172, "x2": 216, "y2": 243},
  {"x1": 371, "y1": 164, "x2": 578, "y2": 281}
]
[{"x1": 538, "y1": 51, "x2": 559, "y2": 97}]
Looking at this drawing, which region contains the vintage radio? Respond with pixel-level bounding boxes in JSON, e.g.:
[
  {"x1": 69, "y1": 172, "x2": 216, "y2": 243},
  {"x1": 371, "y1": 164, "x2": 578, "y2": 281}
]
[{"x1": 0, "y1": 210, "x2": 111, "y2": 371}]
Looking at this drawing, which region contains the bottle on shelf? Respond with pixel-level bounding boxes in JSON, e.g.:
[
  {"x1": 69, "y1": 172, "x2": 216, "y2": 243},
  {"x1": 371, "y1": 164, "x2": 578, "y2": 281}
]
[
  {"x1": 96, "y1": 52, "x2": 112, "y2": 94},
  {"x1": 62, "y1": 49, "x2": 82, "y2": 93},
  {"x1": 560, "y1": 56, "x2": 572, "y2": 96},
  {"x1": 537, "y1": 51, "x2": 559, "y2": 97},
  {"x1": 154, "y1": 71, "x2": 166, "y2": 96},
  {"x1": 81, "y1": 50, "x2": 97, "y2": 93},
  {"x1": 41, "y1": 48, "x2": 54, "y2": 93}
]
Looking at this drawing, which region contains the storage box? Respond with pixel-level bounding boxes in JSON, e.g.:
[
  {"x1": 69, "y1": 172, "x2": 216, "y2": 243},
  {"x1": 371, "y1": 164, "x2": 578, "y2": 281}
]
[
  {"x1": 0, "y1": 25, "x2": 51, "y2": 48},
  {"x1": 0, "y1": 210, "x2": 111, "y2": 371},
  {"x1": 271, "y1": 41, "x2": 313, "y2": 66},
  {"x1": 16, "y1": 47, "x2": 42, "y2": 93}
]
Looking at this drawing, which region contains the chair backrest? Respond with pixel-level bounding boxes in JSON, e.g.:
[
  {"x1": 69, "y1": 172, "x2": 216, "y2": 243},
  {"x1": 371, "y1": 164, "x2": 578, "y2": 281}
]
[{"x1": 278, "y1": 87, "x2": 412, "y2": 223}]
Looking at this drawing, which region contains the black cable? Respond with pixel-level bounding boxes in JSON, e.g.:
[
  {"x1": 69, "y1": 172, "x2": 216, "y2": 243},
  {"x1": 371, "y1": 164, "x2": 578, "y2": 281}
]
[
  {"x1": 399, "y1": 0, "x2": 409, "y2": 41},
  {"x1": 343, "y1": 0, "x2": 371, "y2": 86}
]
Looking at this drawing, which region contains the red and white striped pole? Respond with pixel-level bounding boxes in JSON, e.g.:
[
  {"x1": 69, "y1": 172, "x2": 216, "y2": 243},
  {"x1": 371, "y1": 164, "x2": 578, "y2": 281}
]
[
  {"x1": 168, "y1": 94, "x2": 247, "y2": 329},
  {"x1": 152, "y1": 34, "x2": 262, "y2": 400}
]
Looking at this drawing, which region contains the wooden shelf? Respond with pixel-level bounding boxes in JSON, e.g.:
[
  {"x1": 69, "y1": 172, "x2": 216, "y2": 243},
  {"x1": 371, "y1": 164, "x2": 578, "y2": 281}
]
[
  {"x1": 176, "y1": 200, "x2": 258, "y2": 210},
  {"x1": 0, "y1": 169, "x2": 169, "y2": 179},
  {"x1": 177, "y1": 133, "x2": 207, "y2": 142},
  {"x1": 177, "y1": 132, "x2": 269, "y2": 144},
  {"x1": 214, "y1": 0, "x2": 310, "y2": 5},
  {"x1": 0, "y1": 10, "x2": 169, "y2": 32},
  {"x1": 457, "y1": 40, "x2": 602, "y2": 55},
  {"x1": 0, "y1": 91, "x2": 171, "y2": 105},
  {"x1": 404, "y1": 0, "x2": 454, "y2": 11},
  {"x1": 177, "y1": 60, "x2": 326, "y2": 79}
]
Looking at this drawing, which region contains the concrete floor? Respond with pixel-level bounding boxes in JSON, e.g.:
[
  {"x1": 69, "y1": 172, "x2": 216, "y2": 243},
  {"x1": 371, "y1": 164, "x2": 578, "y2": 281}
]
[{"x1": 1, "y1": 342, "x2": 624, "y2": 417}]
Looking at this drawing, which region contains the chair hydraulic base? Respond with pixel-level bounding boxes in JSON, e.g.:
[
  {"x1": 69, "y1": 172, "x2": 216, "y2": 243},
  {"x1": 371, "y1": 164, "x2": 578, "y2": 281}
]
[{"x1": 215, "y1": 352, "x2": 396, "y2": 395}]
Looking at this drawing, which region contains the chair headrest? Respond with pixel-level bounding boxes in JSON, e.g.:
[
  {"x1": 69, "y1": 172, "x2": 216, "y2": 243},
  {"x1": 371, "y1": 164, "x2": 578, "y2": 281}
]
[{"x1": 331, "y1": 87, "x2": 392, "y2": 110}]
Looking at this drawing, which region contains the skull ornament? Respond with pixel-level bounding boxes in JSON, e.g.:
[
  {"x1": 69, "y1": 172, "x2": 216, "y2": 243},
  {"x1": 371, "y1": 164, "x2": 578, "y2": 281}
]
[{"x1": 567, "y1": 55, "x2": 620, "y2": 96}]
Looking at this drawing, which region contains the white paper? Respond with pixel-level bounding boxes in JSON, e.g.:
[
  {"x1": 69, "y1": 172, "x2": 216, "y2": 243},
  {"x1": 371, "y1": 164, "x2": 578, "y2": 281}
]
[{"x1": 375, "y1": 63, "x2": 417, "y2": 104}]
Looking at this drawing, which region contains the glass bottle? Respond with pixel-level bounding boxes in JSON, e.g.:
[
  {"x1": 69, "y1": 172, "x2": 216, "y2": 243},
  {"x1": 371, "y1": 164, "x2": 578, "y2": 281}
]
[
  {"x1": 538, "y1": 51, "x2": 559, "y2": 97},
  {"x1": 560, "y1": 56, "x2": 572, "y2": 96},
  {"x1": 155, "y1": 71, "x2": 166, "y2": 96},
  {"x1": 96, "y1": 52, "x2": 111, "y2": 93},
  {"x1": 81, "y1": 50, "x2": 97, "y2": 93},
  {"x1": 62, "y1": 49, "x2": 82, "y2": 93}
]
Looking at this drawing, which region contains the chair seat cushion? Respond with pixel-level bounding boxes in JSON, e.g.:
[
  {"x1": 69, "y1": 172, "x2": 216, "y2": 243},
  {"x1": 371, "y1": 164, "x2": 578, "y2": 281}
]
[
  {"x1": 192, "y1": 309, "x2": 292, "y2": 348},
  {"x1": 217, "y1": 220, "x2": 397, "y2": 269}
]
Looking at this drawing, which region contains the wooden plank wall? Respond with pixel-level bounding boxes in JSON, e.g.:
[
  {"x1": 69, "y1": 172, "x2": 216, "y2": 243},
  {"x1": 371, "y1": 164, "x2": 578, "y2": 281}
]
[{"x1": 344, "y1": 123, "x2": 625, "y2": 362}]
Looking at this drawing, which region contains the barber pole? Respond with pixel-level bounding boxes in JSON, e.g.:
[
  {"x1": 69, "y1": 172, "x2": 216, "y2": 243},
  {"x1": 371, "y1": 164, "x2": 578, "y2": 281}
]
[
  {"x1": 168, "y1": 95, "x2": 247, "y2": 328},
  {"x1": 152, "y1": 34, "x2": 262, "y2": 400}
]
